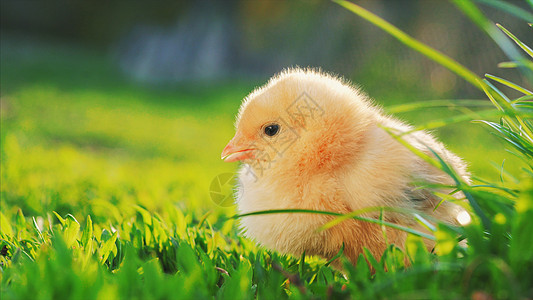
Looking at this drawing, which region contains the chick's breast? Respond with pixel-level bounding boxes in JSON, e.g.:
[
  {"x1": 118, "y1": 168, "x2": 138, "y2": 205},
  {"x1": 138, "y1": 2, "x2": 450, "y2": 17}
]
[{"x1": 236, "y1": 164, "x2": 346, "y2": 257}]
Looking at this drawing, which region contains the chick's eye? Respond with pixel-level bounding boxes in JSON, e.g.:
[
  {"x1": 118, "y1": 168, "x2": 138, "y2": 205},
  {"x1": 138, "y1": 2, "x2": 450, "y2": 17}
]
[{"x1": 264, "y1": 124, "x2": 280, "y2": 137}]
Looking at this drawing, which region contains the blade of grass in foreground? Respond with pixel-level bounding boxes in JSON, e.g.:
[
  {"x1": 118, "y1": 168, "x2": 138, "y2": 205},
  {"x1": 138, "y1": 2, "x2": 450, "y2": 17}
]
[
  {"x1": 481, "y1": 79, "x2": 533, "y2": 142},
  {"x1": 498, "y1": 61, "x2": 520, "y2": 68},
  {"x1": 475, "y1": 120, "x2": 533, "y2": 159},
  {"x1": 451, "y1": 0, "x2": 521, "y2": 59},
  {"x1": 512, "y1": 95, "x2": 533, "y2": 103},
  {"x1": 429, "y1": 147, "x2": 492, "y2": 230},
  {"x1": 452, "y1": 0, "x2": 533, "y2": 82},
  {"x1": 319, "y1": 205, "x2": 447, "y2": 230},
  {"x1": 485, "y1": 74, "x2": 533, "y2": 95},
  {"x1": 333, "y1": 0, "x2": 484, "y2": 90},
  {"x1": 319, "y1": 206, "x2": 465, "y2": 235},
  {"x1": 381, "y1": 126, "x2": 492, "y2": 229},
  {"x1": 475, "y1": 0, "x2": 533, "y2": 23},
  {"x1": 233, "y1": 209, "x2": 435, "y2": 240},
  {"x1": 497, "y1": 60, "x2": 533, "y2": 69},
  {"x1": 496, "y1": 23, "x2": 533, "y2": 59},
  {"x1": 324, "y1": 243, "x2": 345, "y2": 267}
]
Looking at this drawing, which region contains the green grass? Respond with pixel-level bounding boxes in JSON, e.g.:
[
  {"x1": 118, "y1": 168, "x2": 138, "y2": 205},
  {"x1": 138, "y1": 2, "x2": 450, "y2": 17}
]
[{"x1": 1, "y1": 1, "x2": 532, "y2": 297}]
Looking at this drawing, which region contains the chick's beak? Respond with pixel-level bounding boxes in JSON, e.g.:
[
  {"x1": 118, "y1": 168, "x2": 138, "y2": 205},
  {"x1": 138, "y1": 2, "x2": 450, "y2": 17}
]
[{"x1": 221, "y1": 135, "x2": 255, "y2": 162}]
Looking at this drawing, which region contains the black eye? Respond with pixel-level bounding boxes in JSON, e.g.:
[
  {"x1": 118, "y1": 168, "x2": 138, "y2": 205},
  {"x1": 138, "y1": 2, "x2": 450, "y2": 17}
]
[{"x1": 264, "y1": 124, "x2": 280, "y2": 136}]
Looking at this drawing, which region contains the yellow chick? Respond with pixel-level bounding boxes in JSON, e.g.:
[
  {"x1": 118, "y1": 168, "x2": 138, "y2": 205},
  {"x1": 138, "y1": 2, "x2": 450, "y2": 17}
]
[{"x1": 221, "y1": 68, "x2": 469, "y2": 265}]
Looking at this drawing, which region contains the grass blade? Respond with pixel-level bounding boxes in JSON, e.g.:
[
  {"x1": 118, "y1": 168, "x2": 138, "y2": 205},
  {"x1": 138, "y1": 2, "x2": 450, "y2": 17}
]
[
  {"x1": 81, "y1": 215, "x2": 93, "y2": 247},
  {"x1": 324, "y1": 243, "x2": 345, "y2": 267},
  {"x1": 32, "y1": 217, "x2": 45, "y2": 242},
  {"x1": 497, "y1": 60, "x2": 533, "y2": 69},
  {"x1": 52, "y1": 211, "x2": 66, "y2": 227},
  {"x1": 234, "y1": 209, "x2": 436, "y2": 240},
  {"x1": 482, "y1": 79, "x2": 533, "y2": 142},
  {"x1": 485, "y1": 74, "x2": 533, "y2": 95},
  {"x1": 0, "y1": 211, "x2": 14, "y2": 237},
  {"x1": 452, "y1": 0, "x2": 533, "y2": 81},
  {"x1": 233, "y1": 209, "x2": 342, "y2": 218},
  {"x1": 100, "y1": 231, "x2": 118, "y2": 264},
  {"x1": 428, "y1": 148, "x2": 492, "y2": 230},
  {"x1": 476, "y1": 120, "x2": 533, "y2": 158},
  {"x1": 475, "y1": 0, "x2": 533, "y2": 23},
  {"x1": 381, "y1": 125, "x2": 493, "y2": 229},
  {"x1": 333, "y1": 0, "x2": 484, "y2": 90},
  {"x1": 512, "y1": 95, "x2": 533, "y2": 103},
  {"x1": 496, "y1": 23, "x2": 533, "y2": 59},
  {"x1": 479, "y1": 80, "x2": 521, "y2": 132},
  {"x1": 497, "y1": 61, "x2": 518, "y2": 68}
]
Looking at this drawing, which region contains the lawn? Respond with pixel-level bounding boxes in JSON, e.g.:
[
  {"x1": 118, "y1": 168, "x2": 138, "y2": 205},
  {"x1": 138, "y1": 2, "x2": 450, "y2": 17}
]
[{"x1": 1, "y1": 13, "x2": 531, "y2": 299}]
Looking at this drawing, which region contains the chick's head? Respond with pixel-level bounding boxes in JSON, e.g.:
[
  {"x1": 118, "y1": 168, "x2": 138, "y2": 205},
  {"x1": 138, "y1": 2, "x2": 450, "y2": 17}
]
[{"x1": 222, "y1": 69, "x2": 379, "y2": 177}]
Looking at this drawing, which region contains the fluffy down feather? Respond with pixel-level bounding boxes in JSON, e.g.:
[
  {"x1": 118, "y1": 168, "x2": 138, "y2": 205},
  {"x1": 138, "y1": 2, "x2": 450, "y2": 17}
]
[{"x1": 221, "y1": 68, "x2": 469, "y2": 265}]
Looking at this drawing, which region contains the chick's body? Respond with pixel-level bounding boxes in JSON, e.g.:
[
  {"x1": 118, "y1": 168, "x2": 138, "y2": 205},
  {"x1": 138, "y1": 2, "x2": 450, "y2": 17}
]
[{"x1": 222, "y1": 69, "x2": 469, "y2": 264}]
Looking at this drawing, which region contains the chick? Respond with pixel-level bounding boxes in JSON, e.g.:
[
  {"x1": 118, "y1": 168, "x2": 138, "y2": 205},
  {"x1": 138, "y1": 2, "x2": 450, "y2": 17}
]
[{"x1": 221, "y1": 68, "x2": 469, "y2": 265}]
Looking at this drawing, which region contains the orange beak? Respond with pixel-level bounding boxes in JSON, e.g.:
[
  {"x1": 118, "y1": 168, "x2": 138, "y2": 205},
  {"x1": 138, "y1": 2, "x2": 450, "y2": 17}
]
[{"x1": 221, "y1": 134, "x2": 256, "y2": 162}]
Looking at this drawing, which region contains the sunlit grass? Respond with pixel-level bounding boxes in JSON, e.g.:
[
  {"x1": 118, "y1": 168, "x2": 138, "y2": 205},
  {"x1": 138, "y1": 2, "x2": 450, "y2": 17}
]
[{"x1": 2, "y1": 2, "x2": 532, "y2": 297}]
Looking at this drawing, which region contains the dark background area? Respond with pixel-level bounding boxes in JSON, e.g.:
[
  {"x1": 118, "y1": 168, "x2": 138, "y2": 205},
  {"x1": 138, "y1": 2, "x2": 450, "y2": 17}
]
[{"x1": 2, "y1": 0, "x2": 531, "y2": 100}]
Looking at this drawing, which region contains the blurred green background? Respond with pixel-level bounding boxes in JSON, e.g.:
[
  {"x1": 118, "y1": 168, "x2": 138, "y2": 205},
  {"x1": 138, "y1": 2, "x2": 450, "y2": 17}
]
[{"x1": 1, "y1": 0, "x2": 530, "y2": 219}]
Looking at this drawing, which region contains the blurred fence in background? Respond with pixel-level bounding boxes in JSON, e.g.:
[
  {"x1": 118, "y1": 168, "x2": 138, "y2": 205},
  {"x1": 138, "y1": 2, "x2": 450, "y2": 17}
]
[{"x1": 1, "y1": 0, "x2": 530, "y2": 97}]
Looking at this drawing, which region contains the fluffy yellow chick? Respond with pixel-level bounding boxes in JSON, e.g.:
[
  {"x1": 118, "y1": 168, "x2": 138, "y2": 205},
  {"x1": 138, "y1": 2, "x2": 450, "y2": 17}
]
[{"x1": 221, "y1": 68, "x2": 469, "y2": 265}]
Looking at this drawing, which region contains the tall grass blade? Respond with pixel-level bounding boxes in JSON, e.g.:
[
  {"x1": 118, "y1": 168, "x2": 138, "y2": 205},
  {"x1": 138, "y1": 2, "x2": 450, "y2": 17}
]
[
  {"x1": 100, "y1": 231, "x2": 118, "y2": 264},
  {"x1": 234, "y1": 208, "x2": 342, "y2": 218},
  {"x1": 486, "y1": 74, "x2": 533, "y2": 95},
  {"x1": 382, "y1": 125, "x2": 492, "y2": 229},
  {"x1": 476, "y1": 120, "x2": 533, "y2": 159},
  {"x1": 234, "y1": 209, "x2": 435, "y2": 240},
  {"x1": 32, "y1": 217, "x2": 45, "y2": 242},
  {"x1": 321, "y1": 205, "x2": 452, "y2": 231},
  {"x1": 496, "y1": 23, "x2": 533, "y2": 59},
  {"x1": 497, "y1": 61, "x2": 533, "y2": 69},
  {"x1": 324, "y1": 243, "x2": 345, "y2": 267},
  {"x1": 380, "y1": 126, "x2": 443, "y2": 170},
  {"x1": 452, "y1": 0, "x2": 533, "y2": 81},
  {"x1": 52, "y1": 211, "x2": 66, "y2": 227},
  {"x1": 498, "y1": 61, "x2": 520, "y2": 68},
  {"x1": 451, "y1": 0, "x2": 520, "y2": 58},
  {"x1": 81, "y1": 216, "x2": 93, "y2": 247},
  {"x1": 479, "y1": 80, "x2": 521, "y2": 132},
  {"x1": 427, "y1": 148, "x2": 492, "y2": 230},
  {"x1": 482, "y1": 79, "x2": 533, "y2": 141},
  {"x1": 512, "y1": 95, "x2": 533, "y2": 103},
  {"x1": 475, "y1": 0, "x2": 533, "y2": 23},
  {"x1": 0, "y1": 211, "x2": 14, "y2": 237},
  {"x1": 333, "y1": 0, "x2": 484, "y2": 90}
]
